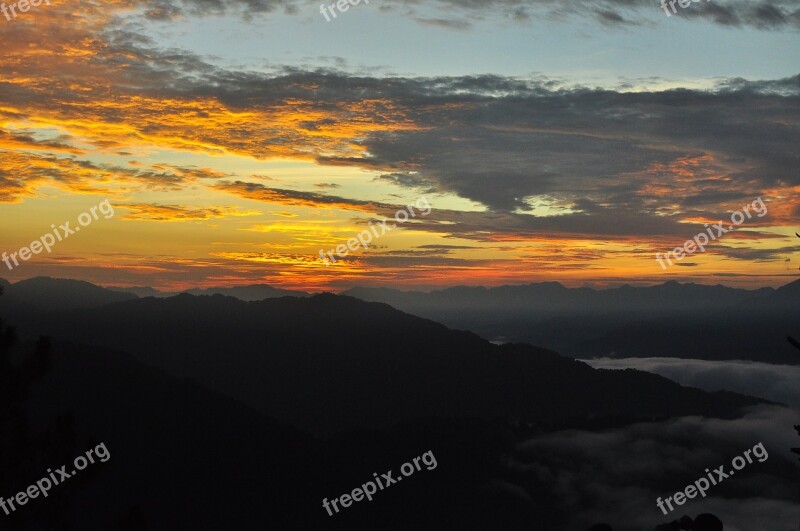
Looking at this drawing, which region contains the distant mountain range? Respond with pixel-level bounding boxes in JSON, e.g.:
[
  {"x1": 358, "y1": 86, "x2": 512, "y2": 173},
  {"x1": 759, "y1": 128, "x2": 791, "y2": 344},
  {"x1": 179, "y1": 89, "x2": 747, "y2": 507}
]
[
  {"x1": 0, "y1": 276, "x2": 309, "y2": 314},
  {"x1": 2, "y1": 276, "x2": 797, "y2": 364},
  {"x1": 342, "y1": 280, "x2": 800, "y2": 364},
  {"x1": 107, "y1": 283, "x2": 310, "y2": 300},
  {"x1": 4, "y1": 280, "x2": 765, "y2": 437}
]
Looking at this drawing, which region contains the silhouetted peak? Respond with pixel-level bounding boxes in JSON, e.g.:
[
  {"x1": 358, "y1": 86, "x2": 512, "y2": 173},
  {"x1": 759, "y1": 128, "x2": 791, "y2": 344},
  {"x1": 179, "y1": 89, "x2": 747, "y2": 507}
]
[
  {"x1": 303, "y1": 292, "x2": 402, "y2": 315},
  {"x1": 185, "y1": 284, "x2": 310, "y2": 300},
  {"x1": 174, "y1": 292, "x2": 202, "y2": 300},
  {"x1": 440, "y1": 285, "x2": 489, "y2": 295},
  {"x1": 3, "y1": 276, "x2": 136, "y2": 310},
  {"x1": 106, "y1": 285, "x2": 161, "y2": 297},
  {"x1": 341, "y1": 286, "x2": 416, "y2": 297},
  {"x1": 17, "y1": 276, "x2": 98, "y2": 289},
  {"x1": 776, "y1": 278, "x2": 800, "y2": 294}
]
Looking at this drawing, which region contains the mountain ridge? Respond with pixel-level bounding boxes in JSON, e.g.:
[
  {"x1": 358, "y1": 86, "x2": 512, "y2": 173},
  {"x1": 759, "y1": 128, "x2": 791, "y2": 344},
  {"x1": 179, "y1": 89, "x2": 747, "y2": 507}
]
[{"x1": 6, "y1": 290, "x2": 767, "y2": 438}]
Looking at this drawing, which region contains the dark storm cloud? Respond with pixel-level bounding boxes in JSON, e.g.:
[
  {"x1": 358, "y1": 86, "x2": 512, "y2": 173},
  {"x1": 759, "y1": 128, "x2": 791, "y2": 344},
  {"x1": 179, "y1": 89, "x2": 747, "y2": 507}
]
[
  {"x1": 595, "y1": 8, "x2": 631, "y2": 26},
  {"x1": 384, "y1": 0, "x2": 800, "y2": 30},
  {"x1": 146, "y1": 69, "x2": 795, "y2": 222},
  {"x1": 135, "y1": 0, "x2": 298, "y2": 19},
  {"x1": 715, "y1": 244, "x2": 800, "y2": 262},
  {"x1": 413, "y1": 16, "x2": 473, "y2": 30},
  {"x1": 214, "y1": 180, "x2": 381, "y2": 212},
  {"x1": 424, "y1": 0, "x2": 800, "y2": 30},
  {"x1": 0, "y1": 129, "x2": 83, "y2": 154},
  {"x1": 357, "y1": 254, "x2": 486, "y2": 267},
  {"x1": 677, "y1": 0, "x2": 800, "y2": 29},
  {"x1": 126, "y1": 0, "x2": 800, "y2": 30},
  {"x1": 417, "y1": 244, "x2": 478, "y2": 250},
  {"x1": 187, "y1": 65, "x2": 795, "y2": 238},
  {"x1": 0, "y1": 150, "x2": 228, "y2": 202},
  {"x1": 375, "y1": 172, "x2": 436, "y2": 192}
]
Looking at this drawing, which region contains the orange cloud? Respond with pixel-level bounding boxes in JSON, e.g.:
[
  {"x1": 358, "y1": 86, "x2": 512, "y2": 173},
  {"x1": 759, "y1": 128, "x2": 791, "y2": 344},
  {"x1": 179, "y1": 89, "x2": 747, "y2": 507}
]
[{"x1": 118, "y1": 203, "x2": 261, "y2": 221}]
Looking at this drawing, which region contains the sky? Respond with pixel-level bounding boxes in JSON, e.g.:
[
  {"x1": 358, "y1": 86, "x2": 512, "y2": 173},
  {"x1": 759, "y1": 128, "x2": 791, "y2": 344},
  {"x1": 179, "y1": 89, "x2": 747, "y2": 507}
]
[{"x1": 0, "y1": 0, "x2": 798, "y2": 291}]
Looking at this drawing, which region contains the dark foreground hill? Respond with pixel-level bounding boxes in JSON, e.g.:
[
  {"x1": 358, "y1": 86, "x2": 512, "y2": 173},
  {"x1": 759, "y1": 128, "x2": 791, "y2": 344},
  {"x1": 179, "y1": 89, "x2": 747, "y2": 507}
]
[
  {"x1": 14, "y1": 292, "x2": 765, "y2": 437},
  {"x1": 6, "y1": 337, "x2": 549, "y2": 530},
  {"x1": 9, "y1": 341, "x2": 327, "y2": 530}
]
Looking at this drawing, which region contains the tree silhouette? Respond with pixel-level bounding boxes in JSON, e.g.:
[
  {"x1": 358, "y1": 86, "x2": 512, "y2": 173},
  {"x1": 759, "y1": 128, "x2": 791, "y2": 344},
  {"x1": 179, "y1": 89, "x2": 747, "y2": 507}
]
[
  {"x1": 788, "y1": 234, "x2": 799, "y2": 351},
  {"x1": 0, "y1": 286, "x2": 76, "y2": 530},
  {"x1": 0, "y1": 287, "x2": 147, "y2": 530}
]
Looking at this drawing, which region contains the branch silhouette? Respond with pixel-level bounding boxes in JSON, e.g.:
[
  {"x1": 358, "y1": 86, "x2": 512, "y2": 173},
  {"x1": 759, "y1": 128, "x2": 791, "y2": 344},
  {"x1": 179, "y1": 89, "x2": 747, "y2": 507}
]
[
  {"x1": 788, "y1": 336, "x2": 800, "y2": 351},
  {"x1": 792, "y1": 425, "x2": 800, "y2": 462}
]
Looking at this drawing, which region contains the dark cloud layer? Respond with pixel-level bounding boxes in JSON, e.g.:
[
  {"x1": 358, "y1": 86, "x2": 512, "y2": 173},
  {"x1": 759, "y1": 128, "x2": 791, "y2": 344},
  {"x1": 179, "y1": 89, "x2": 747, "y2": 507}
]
[
  {"x1": 182, "y1": 70, "x2": 800, "y2": 213},
  {"x1": 165, "y1": 67, "x2": 799, "y2": 240},
  {"x1": 134, "y1": 0, "x2": 800, "y2": 30},
  {"x1": 509, "y1": 405, "x2": 800, "y2": 530}
]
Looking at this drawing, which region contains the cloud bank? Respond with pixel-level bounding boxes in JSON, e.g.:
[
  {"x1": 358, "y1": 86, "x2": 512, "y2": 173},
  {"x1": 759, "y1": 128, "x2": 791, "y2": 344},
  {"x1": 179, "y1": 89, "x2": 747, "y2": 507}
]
[{"x1": 506, "y1": 405, "x2": 800, "y2": 530}]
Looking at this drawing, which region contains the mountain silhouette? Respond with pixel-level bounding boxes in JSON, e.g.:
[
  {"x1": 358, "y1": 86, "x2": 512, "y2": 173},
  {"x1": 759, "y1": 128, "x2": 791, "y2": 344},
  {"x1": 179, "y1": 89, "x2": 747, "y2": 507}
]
[
  {"x1": 0, "y1": 277, "x2": 136, "y2": 312},
  {"x1": 106, "y1": 283, "x2": 310, "y2": 300},
  {"x1": 13, "y1": 291, "x2": 766, "y2": 437},
  {"x1": 10, "y1": 276, "x2": 796, "y2": 365}
]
